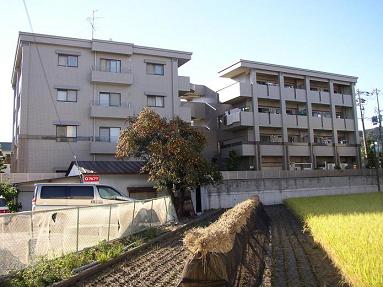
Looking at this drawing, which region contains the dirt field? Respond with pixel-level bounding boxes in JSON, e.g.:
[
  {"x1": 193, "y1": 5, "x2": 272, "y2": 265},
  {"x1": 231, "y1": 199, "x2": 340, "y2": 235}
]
[
  {"x1": 75, "y1": 206, "x2": 347, "y2": 287},
  {"x1": 265, "y1": 205, "x2": 348, "y2": 287}
]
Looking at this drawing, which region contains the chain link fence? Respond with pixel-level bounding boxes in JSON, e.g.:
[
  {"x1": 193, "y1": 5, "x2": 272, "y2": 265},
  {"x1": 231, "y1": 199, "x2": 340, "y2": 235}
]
[{"x1": 0, "y1": 196, "x2": 177, "y2": 276}]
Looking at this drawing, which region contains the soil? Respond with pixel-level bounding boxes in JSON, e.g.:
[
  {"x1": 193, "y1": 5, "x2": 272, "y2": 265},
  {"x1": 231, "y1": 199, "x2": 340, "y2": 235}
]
[
  {"x1": 75, "y1": 206, "x2": 348, "y2": 287},
  {"x1": 264, "y1": 205, "x2": 349, "y2": 287},
  {"x1": 75, "y1": 214, "x2": 219, "y2": 287}
]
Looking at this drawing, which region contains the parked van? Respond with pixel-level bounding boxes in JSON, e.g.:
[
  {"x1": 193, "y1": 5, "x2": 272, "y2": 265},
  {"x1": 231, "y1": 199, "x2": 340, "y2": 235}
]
[{"x1": 32, "y1": 183, "x2": 133, "y2": 211}]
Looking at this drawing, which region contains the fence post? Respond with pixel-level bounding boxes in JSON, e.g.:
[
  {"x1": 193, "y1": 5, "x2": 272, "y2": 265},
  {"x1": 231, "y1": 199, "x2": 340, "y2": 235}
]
[
  {"x1": 107, "y1": 204, "x2": 112, "y2": 242},
  {"x1": 149, "y1": 199, "x2": 154, "y2": 228},
  {"x1": 164, "y1": 197, "x2": 168, "y2": 223},
  {"x1": 130, "y1": 201, "x2": 136, "y2": 235},
  {"x1": 28, "y1": 212, "x2": 33, "y2": 264},
  {"x1": 76, "y1": 207, "x2": 80, "y2": 252}
]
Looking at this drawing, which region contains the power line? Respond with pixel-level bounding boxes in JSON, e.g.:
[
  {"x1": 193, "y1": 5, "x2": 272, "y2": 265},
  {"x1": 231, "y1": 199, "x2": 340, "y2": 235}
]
[{"x1": 21, "y1": 0, "x2": 81, "y2": 177}]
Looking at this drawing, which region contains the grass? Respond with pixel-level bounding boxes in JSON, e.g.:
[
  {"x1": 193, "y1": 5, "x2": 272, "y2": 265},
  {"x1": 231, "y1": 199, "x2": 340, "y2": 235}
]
[
  {"x1": 285, "y1": 192, "x2": 383, "y2": 287},
  {"x1": 4, "y1": 227, "x2": 161, "y2": 287}
]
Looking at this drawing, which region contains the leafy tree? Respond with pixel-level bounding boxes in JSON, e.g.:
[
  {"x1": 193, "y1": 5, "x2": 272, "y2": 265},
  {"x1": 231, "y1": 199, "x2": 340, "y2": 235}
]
[
  {"x1": 0, "y1": 148, "x2": 6, "y2": 173},
  {"x1": 226, "y1": 150, "x2": 241, "y2": 171},
  {"x1": 0, "y1": 183, "x2": 21, "y2": 212},
  {"x1": 116, "y1": 107, "x2": 222, "y2": 217}
]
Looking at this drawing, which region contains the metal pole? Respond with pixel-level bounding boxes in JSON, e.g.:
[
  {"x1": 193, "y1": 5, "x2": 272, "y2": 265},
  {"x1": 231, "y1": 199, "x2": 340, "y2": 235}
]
[
  {"x1": 29, "y1": 212, "x2": 33, "y2": 264},
  {"x1": 76, "y1": 207, "x2": 80, "y2": 252},
  {"x1": 107, "y1": 204, "x2": 112, "y2": 242},
  {"x1": 375, "y1": 142, "x2": 381, "y2": 192},
  {"x1": 374, "y1": 89, "x2": 382, "y2": 168},
  {"x1": 130, "y1": 201, "x2": 136, "y2": 235},
  {"x1": 164, "y1": 197, "x2": 168, "y2": 223},
  {"x1": 149, "y1": 199, "x2": 154, "y2": 228}
]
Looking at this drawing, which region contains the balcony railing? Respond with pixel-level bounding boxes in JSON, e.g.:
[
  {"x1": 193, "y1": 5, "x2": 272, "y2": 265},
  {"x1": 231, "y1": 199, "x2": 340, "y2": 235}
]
[{"x1": 91, "y1": 66, "x2": 133, "y2": 85}]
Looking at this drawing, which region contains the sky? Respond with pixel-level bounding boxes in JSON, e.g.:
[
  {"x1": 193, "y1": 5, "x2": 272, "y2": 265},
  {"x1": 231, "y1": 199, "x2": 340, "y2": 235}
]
[{"x1": 0, "y1": 0, "x2": 382, "y2": 142}]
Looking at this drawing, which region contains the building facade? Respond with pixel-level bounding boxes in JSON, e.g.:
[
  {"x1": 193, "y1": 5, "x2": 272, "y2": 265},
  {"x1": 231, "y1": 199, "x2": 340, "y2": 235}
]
[
  {"x1": 11, "y1": 32, "x2": 192, "y2": 173},
  {"x1": 217, "y1": 60, "x2": 360, "y2": 170}
]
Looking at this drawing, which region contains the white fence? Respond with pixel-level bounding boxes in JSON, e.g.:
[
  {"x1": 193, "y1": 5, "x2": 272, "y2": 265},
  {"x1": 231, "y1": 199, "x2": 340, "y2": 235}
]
[{"x1": 0, "y1": 196, "x2": 177, "y2": 276}]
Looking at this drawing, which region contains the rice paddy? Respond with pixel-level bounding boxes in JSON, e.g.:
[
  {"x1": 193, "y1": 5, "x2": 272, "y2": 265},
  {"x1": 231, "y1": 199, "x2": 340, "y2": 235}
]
[{"x1": 285, "y1": 192, "x2": 383, "y2": 287}]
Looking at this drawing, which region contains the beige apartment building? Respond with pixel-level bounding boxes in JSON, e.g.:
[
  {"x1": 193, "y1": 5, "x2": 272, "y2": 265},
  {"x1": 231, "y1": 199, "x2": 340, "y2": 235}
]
[
  {"x1": 217, "y1": 60, "x2": 360, "y2": 170},
  {"x1": 11, "y1": 32, "x2": 192, "y2": 173}
]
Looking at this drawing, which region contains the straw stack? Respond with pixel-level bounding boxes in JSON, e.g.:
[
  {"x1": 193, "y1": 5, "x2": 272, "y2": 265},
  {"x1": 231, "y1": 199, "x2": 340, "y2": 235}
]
[{"x1": 183, "y1": 197, "x2": 259, "y2": 256}]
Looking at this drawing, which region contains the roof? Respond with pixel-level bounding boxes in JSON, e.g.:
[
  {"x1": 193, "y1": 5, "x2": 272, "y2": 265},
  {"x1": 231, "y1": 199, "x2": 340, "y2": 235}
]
[
  {"x1": 66, "y1": 161, "x2": 146, "y2": 176},
  {"x1": 218, "y1": 59, "x2": 358, "y2": 83},
  {"x1": 0, "y1": 142, "x2": 12, "y2": 152}
]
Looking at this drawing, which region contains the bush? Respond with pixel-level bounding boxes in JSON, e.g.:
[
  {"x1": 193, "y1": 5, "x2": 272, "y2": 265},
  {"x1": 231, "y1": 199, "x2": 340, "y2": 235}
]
[{"x1": 0, "y1": 183, "x2": 21, "y2": 212}]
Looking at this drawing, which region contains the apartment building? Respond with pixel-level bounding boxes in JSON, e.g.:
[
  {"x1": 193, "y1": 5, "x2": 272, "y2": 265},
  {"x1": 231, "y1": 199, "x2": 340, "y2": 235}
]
[
  {"x1": 218, "y1": 60, "x2": 360, "y2": 170},
  {"x1": 11, "y1": 32, "x2": 192, "y2": 173}
]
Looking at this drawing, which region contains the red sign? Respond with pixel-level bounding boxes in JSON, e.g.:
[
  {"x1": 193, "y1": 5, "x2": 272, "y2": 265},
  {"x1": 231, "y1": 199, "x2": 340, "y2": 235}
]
[{"x1": 83, "y1": 175, "x2": 100, "y2": 183}]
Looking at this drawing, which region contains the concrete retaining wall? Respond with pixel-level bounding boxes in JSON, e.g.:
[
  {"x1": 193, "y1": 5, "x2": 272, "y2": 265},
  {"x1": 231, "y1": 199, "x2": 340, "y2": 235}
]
[{"x1": 199, "y1": 174, "x2": 382, "y2": 209}]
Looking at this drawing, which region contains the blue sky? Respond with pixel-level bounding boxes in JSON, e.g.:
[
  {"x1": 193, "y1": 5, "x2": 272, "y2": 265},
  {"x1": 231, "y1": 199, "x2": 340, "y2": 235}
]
[{"x1": 0, "y1": 0, "x2": 382, "y2": 141}]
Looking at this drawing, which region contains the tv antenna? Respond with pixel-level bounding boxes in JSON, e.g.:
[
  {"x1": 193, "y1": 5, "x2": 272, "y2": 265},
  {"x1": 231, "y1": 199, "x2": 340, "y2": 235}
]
[{"x1": 87, "y1": 10, "x2": 102, "y2": 39}]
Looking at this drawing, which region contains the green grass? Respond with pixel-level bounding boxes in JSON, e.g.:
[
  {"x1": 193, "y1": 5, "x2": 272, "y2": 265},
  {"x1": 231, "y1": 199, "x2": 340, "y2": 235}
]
[{"x1": 285, "y1": 192, "x2": 383, "y2": 287}]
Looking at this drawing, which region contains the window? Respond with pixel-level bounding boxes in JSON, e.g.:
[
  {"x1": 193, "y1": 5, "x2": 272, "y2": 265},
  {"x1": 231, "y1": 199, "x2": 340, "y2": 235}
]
[
  {"x1": 68, "y1": 186, "x2": 94, "y2": 199},
  {"x1": 56, "y1": 125, "x2": 77, "y2": 142},
  {"x1": 40, "y1": 186, "x2": 67, "y2": 199},
  {"x1": 97, "y1": 186, "x2": 124, "y2": 199},
  {"x1": 100, "y1": 59, "x2": 121, "y2": 73},
  {"x1": 99, "y1": 127, "x2": 120, "y2": 142},
  {"x1": 57, "y1": 89, "x2": 77, "y2": 102},
  {"x1": 147, "y1": 95, "x2": 164, "y2": 107},
  {"x1": 146, "y1": 63, "x2": 164, "y2": 75},
  {"x1": 58, "y1": 54, "x2": 78, "y2": 67},
  {"x1": 99, "y1": 92, "x2": 121, "y2": 107}
]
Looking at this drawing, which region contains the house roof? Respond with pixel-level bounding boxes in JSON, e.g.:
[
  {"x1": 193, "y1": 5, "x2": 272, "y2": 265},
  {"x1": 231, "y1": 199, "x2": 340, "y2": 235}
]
[
  {"x1": 66, "y1": 161, "x2": 146, "y2": 176},
  {"x1": 0, "y1": 142, "x2": 12, "y2": 152}
]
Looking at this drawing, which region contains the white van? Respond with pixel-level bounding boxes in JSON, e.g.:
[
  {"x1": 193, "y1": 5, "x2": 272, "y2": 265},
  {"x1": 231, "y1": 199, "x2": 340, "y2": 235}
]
[{"x1": 32, "y1": 183, "x2": 133, "y2": 211}]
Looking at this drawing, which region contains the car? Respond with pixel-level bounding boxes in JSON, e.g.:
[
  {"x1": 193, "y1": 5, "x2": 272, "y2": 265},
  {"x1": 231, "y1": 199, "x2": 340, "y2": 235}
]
[
  {"x1": 0, "y1": 196, "x2": 10, "y2": 214},
  {"x1": 32, "y1": 183, "x2": 133, "y2": 211}
]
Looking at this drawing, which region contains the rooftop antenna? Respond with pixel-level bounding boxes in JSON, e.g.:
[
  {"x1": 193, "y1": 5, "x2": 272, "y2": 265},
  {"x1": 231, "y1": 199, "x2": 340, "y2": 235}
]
[{"x1": 87, "y1": 10, "x2": 102, "y2": 39}]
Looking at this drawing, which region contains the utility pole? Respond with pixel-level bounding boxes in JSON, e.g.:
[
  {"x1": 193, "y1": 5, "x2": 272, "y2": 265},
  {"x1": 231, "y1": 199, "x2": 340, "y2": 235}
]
[
  {"x1": 357, "y1": 89, "x2": 368, "y2": 158},
  {"x1": 373, "y1": 89, "x2": 382, "y2": 159}
]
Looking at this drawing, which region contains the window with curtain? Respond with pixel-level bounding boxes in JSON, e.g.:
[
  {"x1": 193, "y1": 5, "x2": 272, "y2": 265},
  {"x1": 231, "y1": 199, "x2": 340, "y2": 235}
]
[
  {"x1": 146, "y1": 63, "x2": 164, "y2": 75},
  {"x1": 99, "y1": 127, "x2": 120, "y2": 142},
  {"x1": 100, "y1": 59, "x2": 121, "y2": 73},
  {"x1": 56, "y1": 125, "x2": 77, "y2": 142},
  {"x1": 147, "y1": 95, "x2": 164, "y2": 107},
  {"x1": 99, "y1": 92, "x2": 121, "y2": 107},
  {"x1": 58, "y1": 54, "x2": 78, "y2": 67},
  {"x1": 57, "y1": 89, "x2": 77, "y2": 102}
]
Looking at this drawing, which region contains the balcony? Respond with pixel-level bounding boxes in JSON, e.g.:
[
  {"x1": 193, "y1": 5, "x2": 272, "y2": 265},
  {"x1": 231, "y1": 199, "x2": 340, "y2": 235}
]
[
  {"x1": 255, "y1": 84, "x2": 280, "y2": 100},
  {"x1": 334, "y1": 118, "x2": 355, "y2": 131},
  {"x1": 258, "y1": 113, "x2": 282, "y2": 127},
  {"x1": 288, "y1": 144, "x2": 310, "y2": 156},
  {"x1": 310, "y1": 91, "x2": 330, "y2": 105},
  {"x1": 259, "y1": 144, "x2": 284, "y2": 156},
  {"x1": 188, "y1": 101, "x2": 207, "y2": 119},
  {"x1": 311, "y1": 116, "x2": 332, "y2": 130},
  {"x1": 179, "y1": 102, "x2": 191, "y2": 122},
  {"x1": 283, "y1": 87, "x2": 306, "y2": 102},
  {"x1": 90, "y1": 141, "x2": 117, "y2": 154},
  {"x1": 332, "y1": 93, "x2": 353, "y2": 107},
  {"x1": 313, "y1": 145, "x2": 334, "y2": 157},
  {"x1": 286, "y1": 114, "x2": 308, "y2": 128},
  {"x1": 219, "y1": 82, "x2": 251, "y2": 104},
  {"x1": 337, "y1": 146, "x2": 357, "y2": 156},
  {"x1": 178, "y1": 76, "x2": 190, "y2": 92},
  {"x1": 221, "y1": 142, "x2": 255, "y2": 157},
  {"x1": 91, "y1": 69, "x2": 133, "y2": 85},
  {"x1": 222, "y1": 110, "x2": 253, "y2": 130},
  {"x1": 90, "y1": 103, "x2": 133, "y2": 119}
]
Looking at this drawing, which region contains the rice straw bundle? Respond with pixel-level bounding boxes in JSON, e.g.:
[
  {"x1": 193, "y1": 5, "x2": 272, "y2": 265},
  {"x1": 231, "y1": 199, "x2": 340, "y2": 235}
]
[{"x1": 183, "y1": 197, "x2": 259, "y2": 256}]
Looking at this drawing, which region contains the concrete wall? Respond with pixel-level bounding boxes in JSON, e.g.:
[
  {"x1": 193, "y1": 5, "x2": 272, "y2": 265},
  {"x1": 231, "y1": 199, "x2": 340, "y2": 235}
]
[{"x1": 199, "y1": 174, "x2": 382, "y2": 209}]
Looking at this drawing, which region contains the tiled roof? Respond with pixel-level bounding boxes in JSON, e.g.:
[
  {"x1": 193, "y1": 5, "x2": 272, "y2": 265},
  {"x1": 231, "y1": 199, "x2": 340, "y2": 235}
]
[{"x1": 66, "y1": 160, "x2": 146, "y2": 175}]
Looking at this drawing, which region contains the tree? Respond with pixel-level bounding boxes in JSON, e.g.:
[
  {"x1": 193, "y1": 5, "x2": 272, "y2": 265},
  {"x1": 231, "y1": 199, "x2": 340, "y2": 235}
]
[
  {"x1": 0, "y1": 148, "x2": 6, "y2": 173},
  {"x1": 0, "y1": 183, "x2": 21, "y2": 212},
  {"x1": 226, "y1": 150, "x2": 241, "y2": 170},
  {"x1": 116, "y1": 107, "x2": 222, "y2": 217}
]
